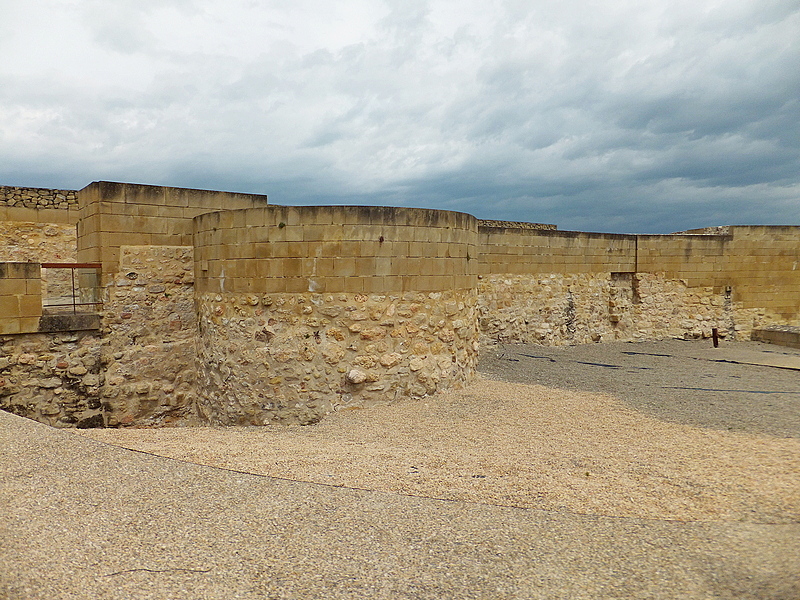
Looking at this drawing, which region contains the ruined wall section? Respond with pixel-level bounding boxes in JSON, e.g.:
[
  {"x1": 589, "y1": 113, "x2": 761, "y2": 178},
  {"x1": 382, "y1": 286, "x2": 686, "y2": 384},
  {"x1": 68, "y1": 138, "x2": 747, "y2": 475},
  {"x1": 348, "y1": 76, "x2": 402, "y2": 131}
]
[
  {"x1": 0, "y1": 186, "x2": 79, "y2": 226},
  {"x1": 3, "y1": 182, "x2": 800, "y2": 429},
  {"x1": 0, "y1": 331, "x2": 105, "y2": 428},
  {"x1": 0, "y1": 186, "x2": 77, "y2": 266},
  {"x1": 477, "y1": 219, "x2": 556, "y2": 231},
  {"x1": 0, "y1": 221, "x2": 77, "y2": 263},
  {"x1": 477, "y1": 226, "x2": 636, "y2": 345},
  {"x1": 71, "y1": 182, "x2": 272, "y2": 426},
  {"x1": 478, "y1": 272, "x2": 733, "y2": 345},
  {"x1": 98, "y1": 246, "x2": 197, "y2": 426},
  {"x1": 637, "y1": 228, "x2": 800, "y2": 334},
  {"x1": 1, "y1": 186, "x2": 78, "y2": 209},
  {"x1": 193, "y1": 205, "x2": 479, "y2": 425}
]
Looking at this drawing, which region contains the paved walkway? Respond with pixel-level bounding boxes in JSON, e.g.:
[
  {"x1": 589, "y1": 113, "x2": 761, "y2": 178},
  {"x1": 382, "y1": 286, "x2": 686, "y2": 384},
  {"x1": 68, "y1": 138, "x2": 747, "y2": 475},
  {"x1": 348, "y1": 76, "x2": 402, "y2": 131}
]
[{"x1": 2, "y1": 341, "x2": 800, "y2": 599}]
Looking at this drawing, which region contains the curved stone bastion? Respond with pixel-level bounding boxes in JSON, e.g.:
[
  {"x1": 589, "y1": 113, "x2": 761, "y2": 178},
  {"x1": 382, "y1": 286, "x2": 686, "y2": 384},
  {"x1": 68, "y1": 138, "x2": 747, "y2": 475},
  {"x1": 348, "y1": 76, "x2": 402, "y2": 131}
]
[{"x1": 193, "y1": 205, "x2": 480, "y2": 425}]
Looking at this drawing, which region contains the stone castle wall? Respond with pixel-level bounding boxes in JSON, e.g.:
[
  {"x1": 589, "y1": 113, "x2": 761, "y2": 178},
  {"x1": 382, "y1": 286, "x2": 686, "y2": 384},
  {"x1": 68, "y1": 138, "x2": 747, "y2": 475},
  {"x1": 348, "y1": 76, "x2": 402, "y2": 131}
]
[
  {"x1": 1, "y1": 181, "x2": 799, "y2": 428},
  {"x1": 0, "y1": 184, "x2": 78, "y2": 265},
  {"x1": 0, "y1": 221, "x2": 77, "y2": 263},
  {"x1": 77, "y1": 181, "x2": 270, "y2": 273},
  {"x1": 193, "y1": 205, "x2": 479, "y2": 424},
  {"x1": 478, "y1": 272, "x2": 739, "y2": 346},
  {"x1": 0, "y1": 186, "x2": 78, "y2": 210},
  {"x1": 195, "y1": 289, "x2": 477, "y2": 425},
  {"x1": 0, "y1": 330, "x2": 105, "y2": 428},
  {"x1": 476, "y1": 224, "x2": 800, "y2": 345},
  {"x1": 0, "y1": 186, "x2": 79, "y2": 226}
]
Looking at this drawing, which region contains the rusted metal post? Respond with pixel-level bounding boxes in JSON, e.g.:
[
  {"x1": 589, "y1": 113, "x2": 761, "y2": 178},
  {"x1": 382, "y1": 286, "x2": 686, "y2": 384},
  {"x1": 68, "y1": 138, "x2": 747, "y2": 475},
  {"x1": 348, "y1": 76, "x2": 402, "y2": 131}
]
[{"x1": 712, "y1": 327, "x2": 719, "y2": 348}]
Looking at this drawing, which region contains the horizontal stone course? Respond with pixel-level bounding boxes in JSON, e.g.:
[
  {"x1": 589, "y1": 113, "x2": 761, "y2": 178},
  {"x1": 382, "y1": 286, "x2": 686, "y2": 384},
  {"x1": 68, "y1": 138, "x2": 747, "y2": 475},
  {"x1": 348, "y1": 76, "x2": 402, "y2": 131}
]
[
  {"x1": 752, "y1": 325, "x2": 800, "y2": 349},
  {"x1": 194, "y1": 205, "x2": 479, "y2": 295},
  {"x1": 76, "y1": 181, "x2": 269, "y2": 273},
  {"x1": 0, "y1": 262, "x2": 43, "y2": 335}
]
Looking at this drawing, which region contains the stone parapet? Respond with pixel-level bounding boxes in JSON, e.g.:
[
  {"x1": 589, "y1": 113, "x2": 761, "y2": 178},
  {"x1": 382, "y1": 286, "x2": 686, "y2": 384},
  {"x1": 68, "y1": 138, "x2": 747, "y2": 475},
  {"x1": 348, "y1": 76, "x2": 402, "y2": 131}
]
[
  {"x1": 477, "y1": 219, "x2": 557, "y2": 230},
  {"x1": 194, "y1": 205, "x2": 479, "y2": 295},
  {"x1": 77, "y1": 181, "x2": 269, "y2": 274},
  {"x1": 477, "y1": 228, "x2": 637, "y2": 276},
  {"x1": 0, "y1": 186, "x2": 77, "y2": 209}
]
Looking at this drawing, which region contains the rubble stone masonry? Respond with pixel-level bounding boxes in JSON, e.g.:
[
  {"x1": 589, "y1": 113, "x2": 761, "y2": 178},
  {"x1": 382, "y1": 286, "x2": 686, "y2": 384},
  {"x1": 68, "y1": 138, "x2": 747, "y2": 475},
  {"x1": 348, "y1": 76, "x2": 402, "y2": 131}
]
[
  {"x1": 195, "y1": 290, "x2": 477, "y2": 425},
  {"x1": 0, "y1": 330, "x2": 105, "y2": 428},
  {"x1": 0, "y1": 186, "x2": 78, "y2": 210},
  {"x1": 1, "y1": 182, "x2": 799, "y2": 428},
  {"x1": 98, "y1": 246, "x2": 197, "y2": 426},
  {"x1": 478, "y1": 272, "x2": 739, "y2": 345},
  {"x1": 0, "y1": 186, "x2": 79, "y2": 226}
]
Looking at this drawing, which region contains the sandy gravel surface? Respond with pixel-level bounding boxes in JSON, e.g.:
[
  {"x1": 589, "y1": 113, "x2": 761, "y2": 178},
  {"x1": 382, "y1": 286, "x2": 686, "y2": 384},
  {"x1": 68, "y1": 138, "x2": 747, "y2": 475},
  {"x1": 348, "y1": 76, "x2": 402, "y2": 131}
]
[{"x1": 77, "y1": 340, "x2": 800, "y2": 524}]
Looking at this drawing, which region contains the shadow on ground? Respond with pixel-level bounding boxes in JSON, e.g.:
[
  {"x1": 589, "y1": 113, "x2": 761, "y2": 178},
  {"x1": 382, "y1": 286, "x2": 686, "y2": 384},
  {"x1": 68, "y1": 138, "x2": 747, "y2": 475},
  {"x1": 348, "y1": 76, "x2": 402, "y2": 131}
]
[{"x1": 479, "y1": 339, "x2": 800, "y2": 439}]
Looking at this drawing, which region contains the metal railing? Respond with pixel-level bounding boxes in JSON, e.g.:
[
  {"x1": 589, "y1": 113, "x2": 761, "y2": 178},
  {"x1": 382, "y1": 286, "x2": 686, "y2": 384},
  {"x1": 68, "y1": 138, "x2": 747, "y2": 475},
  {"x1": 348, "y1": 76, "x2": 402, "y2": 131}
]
[{"x1": 41, "y1": 263, "x2": 102, "y2": 314}]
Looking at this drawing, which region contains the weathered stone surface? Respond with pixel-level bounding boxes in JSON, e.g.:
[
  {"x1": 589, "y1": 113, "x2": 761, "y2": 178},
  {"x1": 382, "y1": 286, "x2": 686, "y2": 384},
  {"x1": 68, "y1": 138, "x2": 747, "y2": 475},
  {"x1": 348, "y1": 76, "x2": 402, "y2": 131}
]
[
  {"x1": 94, "y1": 246, "x2": 198, "y2": 427},
  {"x1": 37, "y1": 378, "x2": 62, "y2": 389},
  {"x1": 76, "y1": 413, "x2": 104, "y2": 428},
  {"x1": 0, "y1": 186, "x2": 78, "y2": 211},
  {"x1": 37, "y1": 313, "x2": 101, "y2": 333},
  {"x1": 2, "y1": 184, "x2": 798, "y2": 431},
  {"x1": 17, "y1": 354, "x2": 37, "y2": 365},
  {"x1": 0, "y1": 221, "x2": 76, "y2": 263},
  {"x1": 195, "y1": 289, "x2": 478, "y2": 425},
  {"x1": 0, "y1": 331, "x2": 107, "y2": 426},
  {"x1": 476, "y1": 272, "x2": 784, "y2": 346},
  {"x1": 346, "y1": 369, "x2": 367, "y2": 384}
]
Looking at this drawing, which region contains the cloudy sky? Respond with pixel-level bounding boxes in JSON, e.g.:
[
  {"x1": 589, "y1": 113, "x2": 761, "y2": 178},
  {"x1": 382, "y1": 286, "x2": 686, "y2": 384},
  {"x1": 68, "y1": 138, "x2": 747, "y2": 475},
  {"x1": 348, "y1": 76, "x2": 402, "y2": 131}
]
[{"x1": 1, "y1": 0, "x2": 798, "y2": 233}]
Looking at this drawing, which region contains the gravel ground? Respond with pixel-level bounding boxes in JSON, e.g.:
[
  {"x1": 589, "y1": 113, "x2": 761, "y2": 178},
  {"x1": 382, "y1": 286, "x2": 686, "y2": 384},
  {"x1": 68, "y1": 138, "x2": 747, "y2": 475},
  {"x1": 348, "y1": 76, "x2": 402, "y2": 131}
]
[
  {"x1": 78, "y1": 340, "x2": 800, "y2": 524},
  {"x1": 5, "y1": 409, "x2": 798, "y2": 600}
]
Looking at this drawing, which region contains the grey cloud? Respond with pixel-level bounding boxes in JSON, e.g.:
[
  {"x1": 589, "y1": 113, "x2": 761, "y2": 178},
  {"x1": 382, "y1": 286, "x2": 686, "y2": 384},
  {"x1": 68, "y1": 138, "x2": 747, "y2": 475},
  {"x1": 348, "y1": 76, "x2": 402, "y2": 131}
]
[{"x1": 1, "y1": 0, "x2": 798, "y2": 235}]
